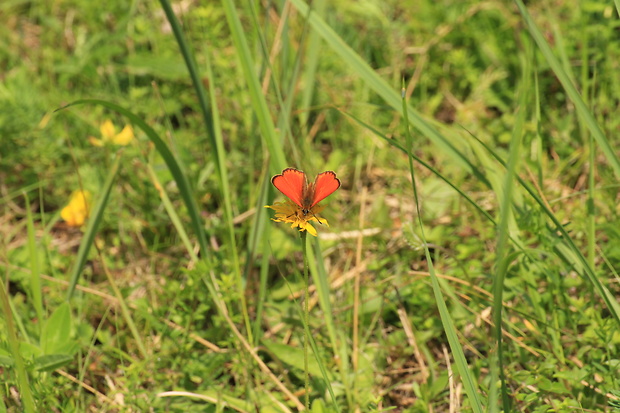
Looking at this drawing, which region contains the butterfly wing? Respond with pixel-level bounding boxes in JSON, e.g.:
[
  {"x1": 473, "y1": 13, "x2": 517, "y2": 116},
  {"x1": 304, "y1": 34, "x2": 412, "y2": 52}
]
[
  {"x1": 310, "y1": 171, "x2": 340, "y2": 207},
  {"x1": 271, "y1": 168, "x2": 307, "y2": 207}
]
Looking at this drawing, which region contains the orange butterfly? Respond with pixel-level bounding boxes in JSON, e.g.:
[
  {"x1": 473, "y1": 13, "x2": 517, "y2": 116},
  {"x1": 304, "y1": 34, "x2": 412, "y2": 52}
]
[{"x1": 271, "y1": 168, "x2": 340, "y2": 215}]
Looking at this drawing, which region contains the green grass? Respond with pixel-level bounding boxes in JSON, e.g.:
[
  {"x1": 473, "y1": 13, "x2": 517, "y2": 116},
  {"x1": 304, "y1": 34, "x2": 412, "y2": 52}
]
[{"x1": 2, "y1": 0, "x2": 620, "y2": 411}]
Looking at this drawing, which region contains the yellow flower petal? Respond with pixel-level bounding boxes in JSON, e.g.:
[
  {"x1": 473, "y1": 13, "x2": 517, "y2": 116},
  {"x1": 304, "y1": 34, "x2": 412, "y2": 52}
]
[
  {"x1": 300, "y1": 220, "x2": 318, "y2": 237},
  {"x1": 60, "y1": 190, "x2": 92, "y2": 227},
  {"x1": 100, "y1": 120, "x2": 116, "y2": 141},
  {"x1": 88, "y1": 136, "x2": 104, "y2": 147},
  {"x1": 265, "y1": 200, "x2": 328, "y2": 237},
  {"x1": 61, "y1": 206, "x2": 86, "y2": 227},
  {"x1": 112, "y1": 125, "x2": 134, "y2": 146}
]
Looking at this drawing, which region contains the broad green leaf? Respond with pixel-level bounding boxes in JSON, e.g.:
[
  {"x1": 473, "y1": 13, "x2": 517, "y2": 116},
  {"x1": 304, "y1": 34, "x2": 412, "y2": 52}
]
[
  {"x1": 262, "y1": 340, "x2": 333, "y2": 380},
  {"x1": 41, "y1": 302, "x2": 73, "y2": 355}
]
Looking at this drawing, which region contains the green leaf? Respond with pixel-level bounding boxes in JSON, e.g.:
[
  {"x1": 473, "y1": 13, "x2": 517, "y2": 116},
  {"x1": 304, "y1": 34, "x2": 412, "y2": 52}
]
[
  {"x1": 262, "y1": 340, "x2": 333, "y2": 380},
  {"x1": 0, "y1": 355, "x2": 14, "y2": 368},
  {"x1": 33, "y1": 354, "x2": 74, "y2": 372},
  {"x1": 41, "y1": 302, "x2": 73, "y2": 355},
  {"x1": 125, "y1": 53, "x2": 188, "y2": 80}
]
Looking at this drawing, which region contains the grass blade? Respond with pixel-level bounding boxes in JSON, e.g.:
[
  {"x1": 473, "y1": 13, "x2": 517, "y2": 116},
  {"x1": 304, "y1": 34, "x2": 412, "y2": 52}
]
[
  {"x1": 514, "y1": 0, "x2": 620, "y2": 178},
  {"x1": 288, "y1": 0, "x2": 489, "y2": 187},
  {"x1": 490, "y1": 54, "x2": 529, "y2": 412},
  {"x1": 400, "y1": 88, "x2": 485, "y2": 413},
  {"x1": 146, "y1": 164, "x2": 198, "y2": 262},
  {"x1": 159, "y1": 0, "x2": 251, "y2": 339},
  {"x1": 56, "y1": 99, "x2": 210, "y2": 259},
  {"x1": 338, "y1": 108, "x2": 498, "y2": 228},
  {"x1": 0, "y1": 280, "x2": 36, "y2": 412},
  {"x1": 221, "y1": 0, "x2": 287, "y2": 173},
  {"x1": 65, "y1": 156, "x2": 120, "y2": 300},
  {"x1": 278, "y1": 254, "x2": 341, "y2": 410},
  {"x1": 24, "y1": 193, "x2": 44, "y2": 330},
  {"x1": 298, "y1": 0, "x2": 326, "y2": 134},
  {"x1": 308, "y1": 236, "x2": 350, "y2": 410},
  {"x1": 468, "y1": 131, "x2": 620, "y2": 328}
]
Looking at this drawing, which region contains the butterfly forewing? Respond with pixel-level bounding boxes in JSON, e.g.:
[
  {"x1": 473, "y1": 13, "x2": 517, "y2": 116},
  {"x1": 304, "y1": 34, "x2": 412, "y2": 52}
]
[
  {"x1": 310, "y1": 171, "x2": 340, "y2": 207},
  {"x1": 271, "y1": 168, "x2": 307, "y2": 207}
]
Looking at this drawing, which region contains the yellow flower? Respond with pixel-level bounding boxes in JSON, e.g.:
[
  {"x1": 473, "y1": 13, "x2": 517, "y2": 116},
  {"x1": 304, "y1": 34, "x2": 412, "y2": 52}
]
[
  {"x1": 60, "y1": 190, "x2": 92, "y2": 227},
  {"x1": 264, "y1": 200, "x2": 329, "y2": 237},
  {"x1": 89, "y1": 119, "x2": 134, "y2": 147}
]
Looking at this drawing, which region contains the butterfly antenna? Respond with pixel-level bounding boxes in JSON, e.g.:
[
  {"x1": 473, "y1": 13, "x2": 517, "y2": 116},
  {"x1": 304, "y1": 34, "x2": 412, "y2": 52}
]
[{"x1": 311, "y1": 210, "x2": 325, "y2": 225}]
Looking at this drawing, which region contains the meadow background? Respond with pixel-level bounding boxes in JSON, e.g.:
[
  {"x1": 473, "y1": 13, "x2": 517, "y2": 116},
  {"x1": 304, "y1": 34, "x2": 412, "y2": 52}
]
[{"x1": 2, "y1": 0, "x2": 620, "y2": 411}]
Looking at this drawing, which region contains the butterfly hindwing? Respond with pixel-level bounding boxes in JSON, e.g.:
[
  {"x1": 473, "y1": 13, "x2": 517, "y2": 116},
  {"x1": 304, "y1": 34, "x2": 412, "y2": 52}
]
[{"x1": 271, "y1": 168, "x2": 307, "y2": 207}]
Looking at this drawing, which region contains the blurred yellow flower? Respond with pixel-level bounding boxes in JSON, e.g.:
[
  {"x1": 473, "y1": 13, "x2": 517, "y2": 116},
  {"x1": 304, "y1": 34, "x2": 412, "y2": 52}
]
[
  {"x1": 264, "y1": 200, "x2": 328, "y2": 237},
  {"x1": 60, "y1": 190, "x2": 92, "y2": 227},
  {"x1": 89, "y1": 119, "x2": 134, "y2": 147}
]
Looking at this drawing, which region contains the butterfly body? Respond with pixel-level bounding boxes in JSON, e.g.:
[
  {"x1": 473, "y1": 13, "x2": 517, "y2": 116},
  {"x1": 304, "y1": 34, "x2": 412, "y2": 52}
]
[{"x1": 272, "y1": 168, "x2": 340, "y2": 215}]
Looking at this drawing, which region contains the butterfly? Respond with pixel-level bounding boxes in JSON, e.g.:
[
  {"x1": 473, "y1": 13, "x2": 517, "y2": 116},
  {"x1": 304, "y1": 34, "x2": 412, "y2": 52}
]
[{"x1": 271, "y1": 168, "x2": 340, "y2": 215}]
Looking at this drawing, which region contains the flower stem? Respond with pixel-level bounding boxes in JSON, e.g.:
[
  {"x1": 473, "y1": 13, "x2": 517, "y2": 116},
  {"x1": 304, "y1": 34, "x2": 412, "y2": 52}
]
[{"x1": 300, "y1": 230, "x2": 310, "y2": 409}]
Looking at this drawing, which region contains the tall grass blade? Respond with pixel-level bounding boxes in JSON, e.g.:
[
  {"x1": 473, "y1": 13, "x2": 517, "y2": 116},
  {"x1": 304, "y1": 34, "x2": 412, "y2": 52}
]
[
  {"x1": 0, "y1": 267, "x2": 36, "y2": 412},
  {"x1": 65, "y1": 156, "x2": 120, "y2": 300},
  {"x1": 252, "y1": 225, "x2": 271, "y2": 347},
  {"x1": 339, "y1": 109, "x2": 497, "y2": 225},
  {"x1": 401, "y1": 89, "x2": 484, "y2": 413},
  {"x1": 157, "y1": 0, "x2": 217, "y2": 152},
  {"x1": 288, "y1": 0, "x2": 489, "y2": 187},
  {"x1": 298, "y1": 0, "x2": 326, "y2": 134},
  {"x1": 99, "y1": 243, "x2": 148, "y2": 358},
  {"x1": 203, "y1": 50, "x2": 252, "y2": 340},
  {"x1": 468, "y1": 133, "x2": 620, "y2": 327},
  {"x1": 221, "y1": 0, "x2": 287, "y2": 172},
  {"x1": 56, "y1": 99, "x2": 210, "y2": 259},
  {"x1": 278, "y1": 254, "x2": 341, "y2": 410},
  {"x1": 158, "y1": 0, "x2": 251, "y2": 338},
  {"x1": 24, "y1": 193, "x2": 44, "y2": 330},
  {"x1": 146, "y1": 164, "x2": 198, "y2": 262},
  {"x1": 490, "y1": 55, "x2": 529, "y2": 412},
  {"x1": 514, "y1": 0, "x2": 620, "y2": 178},
  {"x1": 250, "y1": 178, "x2": 271, "y2": 347},
  {"x1": 308, "y1": 236, "x2": 352, "y2": 409}
]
